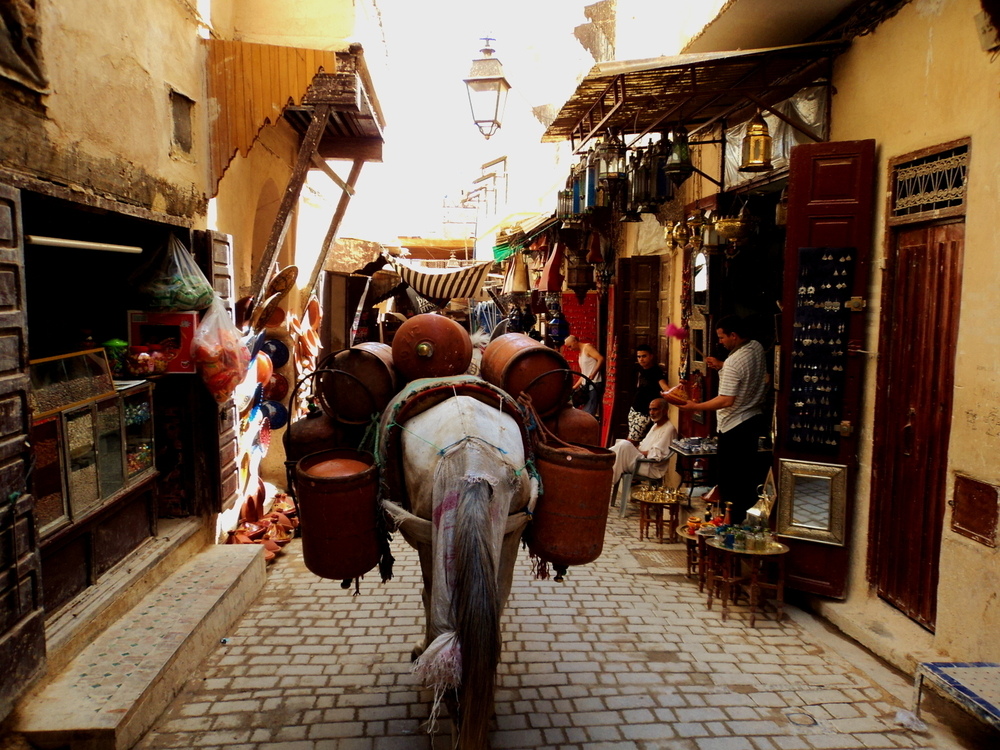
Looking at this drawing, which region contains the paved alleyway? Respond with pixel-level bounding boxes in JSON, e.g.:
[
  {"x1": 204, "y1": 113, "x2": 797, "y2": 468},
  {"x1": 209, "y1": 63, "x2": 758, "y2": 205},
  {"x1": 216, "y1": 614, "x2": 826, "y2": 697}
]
[{"x1": 136, "y1": 512, "x2": 995, "y2": 750}]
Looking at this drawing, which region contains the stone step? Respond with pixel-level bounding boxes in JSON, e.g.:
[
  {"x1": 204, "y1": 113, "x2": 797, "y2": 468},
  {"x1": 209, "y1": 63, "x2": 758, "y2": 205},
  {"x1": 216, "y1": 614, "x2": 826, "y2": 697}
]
[{"x1": 14, "y1": 543, "x2": 266, "y2": 750}]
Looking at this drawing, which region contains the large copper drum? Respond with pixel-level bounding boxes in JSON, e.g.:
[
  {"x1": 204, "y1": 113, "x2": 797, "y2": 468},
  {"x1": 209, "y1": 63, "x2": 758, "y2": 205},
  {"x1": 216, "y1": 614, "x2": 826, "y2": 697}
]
[
  {"x1": 480, "y1": 333, "x2": 572, "y2": 416},
  {"x1": 526, "y1": 441, "x2": 614, "y2": 567},
  {"x1": 543, "y1": 406, "x2": 600, "y2": 447},
  {"x1": 318, "y1": 342, "x2": 398, "y2": 424},
  {"x1": 295, "y1": 449, "x2": 381, "y2": 580},
  {"x1": 391, "y1": 313, "x2": 472, "y2": 381}
]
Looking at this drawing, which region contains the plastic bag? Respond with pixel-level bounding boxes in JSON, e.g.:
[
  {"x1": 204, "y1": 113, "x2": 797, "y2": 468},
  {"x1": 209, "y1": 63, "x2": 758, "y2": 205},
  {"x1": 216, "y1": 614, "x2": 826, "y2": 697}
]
[
  {"x1": 191, "y1": 296, "x2": 250, "y2": 403},
  {"x1": 134, "y1": 233, "x2": 215, "y2": 310}
]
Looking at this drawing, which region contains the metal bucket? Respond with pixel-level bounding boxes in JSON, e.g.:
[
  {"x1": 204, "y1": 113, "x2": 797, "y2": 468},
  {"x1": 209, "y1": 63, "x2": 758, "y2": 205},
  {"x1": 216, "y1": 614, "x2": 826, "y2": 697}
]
[
  {"x1": 294, "y1": 449, "x2": 381, "y2": 580},
  {"x1": 391, "y1": 313, "x2": 472, "y2": 381},
  {"x1": 480, "y1": 333, "x2": 572, "y2": 416},
  {"x1": 318, "y1": 343, "x2": 398, "y2": 424},
  {"x1": 527, "y1": 440, "x2": 614, "y2": 567}
]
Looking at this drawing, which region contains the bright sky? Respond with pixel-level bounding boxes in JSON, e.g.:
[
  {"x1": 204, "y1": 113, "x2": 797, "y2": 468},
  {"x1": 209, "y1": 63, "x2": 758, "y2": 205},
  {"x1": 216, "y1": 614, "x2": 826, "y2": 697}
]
[{"x1": 321, "y1": 0, "x2": 726, "y2": 246}]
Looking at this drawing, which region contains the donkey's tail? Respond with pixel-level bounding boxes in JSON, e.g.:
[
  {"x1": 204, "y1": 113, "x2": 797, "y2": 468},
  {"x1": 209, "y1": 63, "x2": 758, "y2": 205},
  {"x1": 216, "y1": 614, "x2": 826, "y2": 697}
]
[{"x1": 453, "y1": 477, "x2": 501, "y2": 749}]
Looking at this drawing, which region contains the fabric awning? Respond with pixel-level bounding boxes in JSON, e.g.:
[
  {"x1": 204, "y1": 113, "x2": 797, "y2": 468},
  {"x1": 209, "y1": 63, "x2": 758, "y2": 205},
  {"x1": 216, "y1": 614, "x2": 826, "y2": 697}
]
[
  {"x1": 541, "y1": 40, "x2": 847, "y2": 145},
  {"x1": 492, "y1": 214, "x2": 560, "y2": 261},
  {"x1": 389, "y1": 257, "x2": 493, "y2": 305}
]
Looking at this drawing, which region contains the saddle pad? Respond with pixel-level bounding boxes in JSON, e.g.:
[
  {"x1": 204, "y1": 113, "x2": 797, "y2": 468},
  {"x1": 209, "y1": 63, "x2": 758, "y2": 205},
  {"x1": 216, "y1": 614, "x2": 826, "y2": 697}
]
[{"x1": 377, "y1": 375, "x2": 531, "y2": 511}]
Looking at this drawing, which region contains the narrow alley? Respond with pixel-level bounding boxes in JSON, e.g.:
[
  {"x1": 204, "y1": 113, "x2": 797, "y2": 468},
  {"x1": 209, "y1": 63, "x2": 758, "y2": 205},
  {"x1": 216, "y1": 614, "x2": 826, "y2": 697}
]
[{"x1": 133, "y1": 512, "x2": 996, "y2": 750}]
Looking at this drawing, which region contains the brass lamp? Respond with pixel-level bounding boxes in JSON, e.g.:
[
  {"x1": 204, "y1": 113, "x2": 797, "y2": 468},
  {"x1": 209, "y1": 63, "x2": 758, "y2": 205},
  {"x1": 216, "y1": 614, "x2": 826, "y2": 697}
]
[{"x1": 739, "y1": 111, "x2": 773, "y2": 172}]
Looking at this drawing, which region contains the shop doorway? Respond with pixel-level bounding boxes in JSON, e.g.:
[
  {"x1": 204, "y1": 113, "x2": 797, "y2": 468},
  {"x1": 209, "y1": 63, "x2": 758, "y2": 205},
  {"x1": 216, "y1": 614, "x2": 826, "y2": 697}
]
[
  {"x1": 870, "y1": 220, "x2": 964, "y2": 630},
  {"x1": 609, "y1": 256, "x2": 661, "y2": 441}
]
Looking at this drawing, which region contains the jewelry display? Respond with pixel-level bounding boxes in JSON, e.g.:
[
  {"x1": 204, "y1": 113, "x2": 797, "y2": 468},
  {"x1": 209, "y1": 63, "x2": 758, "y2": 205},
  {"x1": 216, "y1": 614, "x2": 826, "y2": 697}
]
[{"x1": 789, "y1": 247, "x2": 856, "y2": 450}]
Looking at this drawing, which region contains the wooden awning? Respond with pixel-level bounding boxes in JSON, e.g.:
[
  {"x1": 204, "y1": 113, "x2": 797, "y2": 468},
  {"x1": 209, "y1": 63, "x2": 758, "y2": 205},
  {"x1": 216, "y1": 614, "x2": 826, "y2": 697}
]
[
  {"x1": 541, "y1": 41, "x2": 847, "y2": 147},
  {"x1": 206, "y1": 40, "x2": 384, "y2": 193}
]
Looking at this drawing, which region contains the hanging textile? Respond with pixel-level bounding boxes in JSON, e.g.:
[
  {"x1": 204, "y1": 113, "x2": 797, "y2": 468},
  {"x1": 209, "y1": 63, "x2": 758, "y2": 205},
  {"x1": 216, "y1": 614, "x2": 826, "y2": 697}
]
[{"x1": 389, "y1": 256, "x2": 493, "y2": 305}]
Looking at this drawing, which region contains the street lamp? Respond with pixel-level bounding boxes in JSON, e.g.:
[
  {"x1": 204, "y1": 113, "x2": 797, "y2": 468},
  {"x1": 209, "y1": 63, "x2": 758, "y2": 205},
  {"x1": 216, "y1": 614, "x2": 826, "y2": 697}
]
[{"x1": 464, "y1": 38, "x2": 511, "y2": 140}]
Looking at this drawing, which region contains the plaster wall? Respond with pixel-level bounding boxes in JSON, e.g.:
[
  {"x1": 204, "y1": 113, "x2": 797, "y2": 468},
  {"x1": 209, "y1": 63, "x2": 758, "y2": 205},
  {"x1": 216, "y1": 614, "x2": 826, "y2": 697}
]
[
  {"x1": 18, "y1": 0, "x2": 209, "y2": 217},
  {"x1": 811, "y1": 0, "x2": 1000, "y2": 671},
  {"x1": 210, "y1": 0, "x2": 356, "y2": 48},
  {"x1": 211, "y1": 121, "x2": 300, "y2": 299}
]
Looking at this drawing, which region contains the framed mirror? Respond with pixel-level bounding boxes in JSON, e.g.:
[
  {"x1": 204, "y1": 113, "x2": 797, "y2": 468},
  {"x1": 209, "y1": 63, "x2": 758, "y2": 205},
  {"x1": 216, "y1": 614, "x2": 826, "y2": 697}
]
[
  {"x1": 777, "y1": 459, "x2": 848, "y2": 546},
  {"x1": 689, "y1": 308, "x2": 708, "y2": 376},
  {"x1": 692, "y1": 250, "x2": 709, "y2": 310}
]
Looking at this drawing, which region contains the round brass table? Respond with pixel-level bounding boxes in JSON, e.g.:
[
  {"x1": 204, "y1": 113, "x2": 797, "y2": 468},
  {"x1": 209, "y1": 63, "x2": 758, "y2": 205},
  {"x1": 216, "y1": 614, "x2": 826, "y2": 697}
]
[{"x1": 705, "y1": 538, "x2": 790, "y2": 627}]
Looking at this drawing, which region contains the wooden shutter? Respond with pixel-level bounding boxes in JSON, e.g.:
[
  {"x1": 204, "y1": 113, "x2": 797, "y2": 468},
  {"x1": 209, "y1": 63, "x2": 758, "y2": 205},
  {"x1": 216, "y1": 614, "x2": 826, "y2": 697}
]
[
  {"x1": 0, "y1": 183, "x2": 46, "y2": 720},
  {"x1": 192, "y1": 230, "x2": 239, "y2": 516},
  {"x1": 778, "y1": 140, "x2": 876, "y2": 598}
]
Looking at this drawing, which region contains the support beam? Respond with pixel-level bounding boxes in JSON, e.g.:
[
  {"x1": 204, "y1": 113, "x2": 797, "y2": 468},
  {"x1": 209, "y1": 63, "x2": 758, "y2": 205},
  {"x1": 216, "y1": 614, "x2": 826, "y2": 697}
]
[
  {"x1": 250, "y1": 104, "x2": 331, "y2": 301},
  {"x1": 310, "y1": 154, "x2": 356, "y2": 196},
  {"x1": 304, "y1": 159, "x2": 365, "y2": 299}
]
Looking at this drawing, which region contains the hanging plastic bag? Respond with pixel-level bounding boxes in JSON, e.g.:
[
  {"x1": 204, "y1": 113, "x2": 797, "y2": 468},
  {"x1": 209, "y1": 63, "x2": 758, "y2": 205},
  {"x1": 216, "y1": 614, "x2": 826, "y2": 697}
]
[
  {"x1": 191, "y1": 296, "x2": 250, "y2": 403},
  {"x1": 133, "y1": 233, "x2": 215, "y2": 310}
]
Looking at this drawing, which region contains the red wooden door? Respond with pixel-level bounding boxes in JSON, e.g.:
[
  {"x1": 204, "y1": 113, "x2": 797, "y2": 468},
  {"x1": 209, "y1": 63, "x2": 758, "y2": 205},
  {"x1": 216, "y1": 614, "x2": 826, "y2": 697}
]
[
  {"x1": 870, "y1": 222, "x2": 963, "y2": 629},
  {"x1": 0, "y1": 183, "x2": 46, "y2": 720},
  {"x1": 779, "y1": 139, "x2": 876, "y2": 597}
]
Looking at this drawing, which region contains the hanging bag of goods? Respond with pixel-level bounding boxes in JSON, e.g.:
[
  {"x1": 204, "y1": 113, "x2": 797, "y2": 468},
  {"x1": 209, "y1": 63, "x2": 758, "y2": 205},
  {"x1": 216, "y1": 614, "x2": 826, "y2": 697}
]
[
  {"x1": 191, "y1": 296, "x2": 251, "y2": 403},
  {"x1": 132, "y1": 233, "x2": 215, "y2": 310}
]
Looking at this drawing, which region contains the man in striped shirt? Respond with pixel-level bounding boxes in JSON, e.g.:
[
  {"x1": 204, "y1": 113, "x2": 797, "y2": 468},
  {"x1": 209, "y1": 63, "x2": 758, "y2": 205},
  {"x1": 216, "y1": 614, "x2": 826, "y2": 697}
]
[{"x1": 675, "y1": 315, "x2": 768, "y2": 520}]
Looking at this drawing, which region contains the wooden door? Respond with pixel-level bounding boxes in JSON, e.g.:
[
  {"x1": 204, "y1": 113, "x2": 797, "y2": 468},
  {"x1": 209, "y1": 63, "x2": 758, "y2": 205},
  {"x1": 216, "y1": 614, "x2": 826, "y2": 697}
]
[
  {"x1": 0, "y1": 183, "x2": 46, "y2": 720},
  {"x1": 778, "y1": 140, "x2": 876, "y2": 597},
  {"x1": 609, "y1": 256, "x2": 660, "y2": 441},
  {"x1": 870, "y1": 222, "x2": 963, "y2": 629}
]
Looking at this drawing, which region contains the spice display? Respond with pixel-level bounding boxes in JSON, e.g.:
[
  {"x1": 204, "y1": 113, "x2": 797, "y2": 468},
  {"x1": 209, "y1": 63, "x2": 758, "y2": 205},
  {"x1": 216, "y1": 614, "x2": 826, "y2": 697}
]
[
  {"x1": 66, "y1": 412, "x2": 93, "y2": 452},
  {"x1": 69, "y1": 462, "x2": 99, "y2": 513},
  {"x1": 124, "y1": 399, "x2": 151, "y2": 427},
  {"x1": 127, "y1": 442, "x2": 153, "y2": 475}
]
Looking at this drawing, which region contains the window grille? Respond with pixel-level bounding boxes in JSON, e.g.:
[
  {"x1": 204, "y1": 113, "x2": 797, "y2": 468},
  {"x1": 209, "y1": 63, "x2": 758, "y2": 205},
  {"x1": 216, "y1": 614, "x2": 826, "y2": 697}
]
[{"x1": 891, "y1": 144, "x2": 968, "y2": 219}]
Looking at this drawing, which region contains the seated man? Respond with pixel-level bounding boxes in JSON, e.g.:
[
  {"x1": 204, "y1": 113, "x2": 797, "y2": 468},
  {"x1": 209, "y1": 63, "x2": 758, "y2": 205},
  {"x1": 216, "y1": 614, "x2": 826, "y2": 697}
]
[{"x1": 610, "y1": 398, "x2": 677, "y2": 487}]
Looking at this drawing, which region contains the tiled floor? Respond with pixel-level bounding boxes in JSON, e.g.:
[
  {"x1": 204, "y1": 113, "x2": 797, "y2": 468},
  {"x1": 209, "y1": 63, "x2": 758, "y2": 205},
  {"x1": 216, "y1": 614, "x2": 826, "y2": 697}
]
[{"x1": 134, "y1": 509, "x2": 996, "y2": 750}]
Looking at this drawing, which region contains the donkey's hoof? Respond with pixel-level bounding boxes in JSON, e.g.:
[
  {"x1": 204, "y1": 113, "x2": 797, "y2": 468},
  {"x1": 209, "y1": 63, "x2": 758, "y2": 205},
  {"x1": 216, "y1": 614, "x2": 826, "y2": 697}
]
[
  {"x1": 340, "y1": 578, "x2": 353, "y2": 589},
  {"x1": 553, "y1": 565, "x2": 568, "y2": 582}
]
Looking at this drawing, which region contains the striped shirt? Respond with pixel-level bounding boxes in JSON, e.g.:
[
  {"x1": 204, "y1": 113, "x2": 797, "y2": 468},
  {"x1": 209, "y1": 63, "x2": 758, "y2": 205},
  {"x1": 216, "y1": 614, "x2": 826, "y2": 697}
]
[{"x1": 717, "y1": 339, "x2": 767, "y2": 433}]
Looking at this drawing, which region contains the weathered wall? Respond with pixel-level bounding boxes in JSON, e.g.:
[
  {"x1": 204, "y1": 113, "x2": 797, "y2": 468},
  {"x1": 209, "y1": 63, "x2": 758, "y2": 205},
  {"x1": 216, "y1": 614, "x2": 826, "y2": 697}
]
[
  {"x1": 211, "y1": 0, "x2": 356, "y2": 49},
  {"x1": 814, "y1": 0, "x2": 1000, "y2": 670},
  {"x1": 0, "y1": 0, "x2": 209, "y2": 219}
]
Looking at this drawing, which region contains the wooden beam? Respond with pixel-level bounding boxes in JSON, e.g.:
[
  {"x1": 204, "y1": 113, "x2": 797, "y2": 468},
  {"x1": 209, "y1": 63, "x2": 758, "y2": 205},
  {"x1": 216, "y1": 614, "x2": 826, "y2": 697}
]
[
  {"x1": 317, "y1": 137, "x2": 383, "y2": 162},
  {"x1": 304, "y1": 158, "x2": 365, "y2": 299},
  {"x1": 250, "y1": 104, "x2": 331, "y2": 301},
  {"x1": 310, "y1": 154, "x2": 355, "y2": 196}
]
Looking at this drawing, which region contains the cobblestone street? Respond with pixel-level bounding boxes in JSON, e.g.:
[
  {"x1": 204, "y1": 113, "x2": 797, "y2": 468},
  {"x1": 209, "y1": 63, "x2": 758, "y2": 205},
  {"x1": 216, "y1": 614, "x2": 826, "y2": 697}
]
[{"x1": 136, "y1": 512, "x2": 995, "y2": 750}]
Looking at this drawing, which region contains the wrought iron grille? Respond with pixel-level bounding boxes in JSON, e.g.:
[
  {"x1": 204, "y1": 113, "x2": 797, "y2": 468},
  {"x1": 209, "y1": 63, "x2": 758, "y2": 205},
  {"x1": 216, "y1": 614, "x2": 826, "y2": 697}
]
[{"x1": 892, "y1": 144, "x2": 969, "y2": 218}]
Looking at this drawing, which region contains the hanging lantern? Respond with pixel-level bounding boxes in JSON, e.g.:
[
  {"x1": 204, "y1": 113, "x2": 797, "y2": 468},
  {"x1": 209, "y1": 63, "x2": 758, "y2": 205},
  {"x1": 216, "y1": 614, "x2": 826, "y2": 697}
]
[
  {"x1": 597, "y1": 136, "x2": 626, "y2": 181},
  {"x1": 643, "y1": 136, "x2": 674, "y2": 210},
  {"x1": 626, "y1": 146, "x2": 647, "y2": 213},
  {"x1": 739, "y1": 111, "x2": 773, "y2": 173},
  {"x1": 583, "y1": 149, "x2": 599, "y2": 212},
  {"x1": 463, "y1": 39, "x2": 511, "y2": 140},
  {"x1": 663, "y1": 127, "x2": 694, "y2": 187},
  {"x1": 571, "y1": 159, "x2": 586, "y2": 215}
]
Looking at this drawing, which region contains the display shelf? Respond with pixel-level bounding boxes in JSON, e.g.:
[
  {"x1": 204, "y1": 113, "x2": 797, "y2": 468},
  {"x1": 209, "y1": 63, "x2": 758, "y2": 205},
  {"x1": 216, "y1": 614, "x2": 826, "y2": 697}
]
[
  {"x1": 29, "y1": 416, "x2": 69, "y2": 535},
  {"x1": 31, "y1": 380, "x2": 156, "y2": 537},
  {"x1": 29, "y1": 349, "x2": 116, "y2": 419}
]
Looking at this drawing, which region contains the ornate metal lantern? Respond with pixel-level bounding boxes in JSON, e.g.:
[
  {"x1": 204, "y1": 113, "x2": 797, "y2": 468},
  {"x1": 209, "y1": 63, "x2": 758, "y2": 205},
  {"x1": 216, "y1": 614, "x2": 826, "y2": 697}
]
[
  {"x1": 463, "y1": 39, "x2": 511, "y2": 140},
  {"x1": 663, "y1": 127, "x2": 694, "y2": 187},
  {"x1": 739, "y1": 111, "x2": 773, "y2": 172}
]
